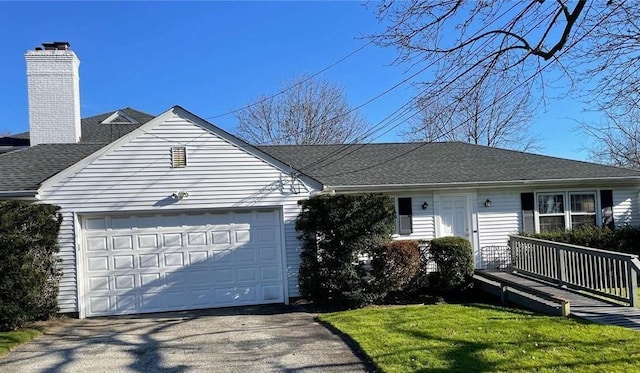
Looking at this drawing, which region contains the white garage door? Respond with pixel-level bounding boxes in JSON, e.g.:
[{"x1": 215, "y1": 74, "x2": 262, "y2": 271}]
[{"x1": 80, "y1": 209, "x2": 285, "y2": 317}]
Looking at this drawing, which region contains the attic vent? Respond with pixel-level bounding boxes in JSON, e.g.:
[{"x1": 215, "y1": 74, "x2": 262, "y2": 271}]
[
  {"x1": 100, "y1": 110, "x2": 139, "y2": 125},
  {"x1": 171, "y1": 147, "x2": 187, "y2": 168}
]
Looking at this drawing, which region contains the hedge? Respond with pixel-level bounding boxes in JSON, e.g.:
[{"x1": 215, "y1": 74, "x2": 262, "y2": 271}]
[
  {"x1": 296, "y1": 193, "x2": 395, "y2": 308},
  {"x1": 0, "y1": 201, "x2": 62, "y2": 331}
]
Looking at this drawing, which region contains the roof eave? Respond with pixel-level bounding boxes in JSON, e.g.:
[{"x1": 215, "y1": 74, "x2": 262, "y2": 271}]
[
  {"x1": 325, "y1": 176, "x2": 640, "y2": 193},
  {"x1": 0, "y1": 190, "x2": 39, "y2": 199}
]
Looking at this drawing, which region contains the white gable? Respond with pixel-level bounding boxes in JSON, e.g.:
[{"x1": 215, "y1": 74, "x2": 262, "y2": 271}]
[{"x1": 39, "y1": 107, "x2": 318, "y2": 312}]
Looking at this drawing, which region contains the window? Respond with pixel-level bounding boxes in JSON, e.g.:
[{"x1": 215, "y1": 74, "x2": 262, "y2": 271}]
[
  {"x1": 536, "y1": 191, "x2": 598, "y2": 233},
  {"x1": 570, "y1": 193, "x2": 596, "y2": 228},
  {"x1": 397, "y1": 197, "x2": 413, "y2": 235},
  {"x1": 171, "y1": 147, "x2": 187, "y2": 168},
  {"x1": 537, "y1": 193, "x2": 565, "y2": 232}
]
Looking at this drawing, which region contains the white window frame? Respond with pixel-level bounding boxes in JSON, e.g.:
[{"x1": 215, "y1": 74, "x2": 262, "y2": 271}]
[
  {"x1": 534, "y1": 190, "x2": 600, "y2": 233},
  {"x1": 568, "y1": 192, "x2": 597, "y2": 228}
]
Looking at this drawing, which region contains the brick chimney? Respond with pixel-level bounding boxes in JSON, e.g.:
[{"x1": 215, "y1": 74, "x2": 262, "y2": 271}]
[{"x1": 25, "y1": 42, "x2": 81, "y2": 146}]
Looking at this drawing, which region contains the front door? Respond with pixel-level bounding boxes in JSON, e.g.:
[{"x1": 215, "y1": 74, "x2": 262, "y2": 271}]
[
  {"x1": 438, "y1": 194, "x2": 470, "y2": 239},
  {"x1": 434, "y1": 193, "x2": 479, "y2": 266}
]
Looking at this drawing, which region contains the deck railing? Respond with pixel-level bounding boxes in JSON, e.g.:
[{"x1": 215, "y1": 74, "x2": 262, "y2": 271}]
[{"x1": 509, "y1": 235, "x2": 640, "y2": 307}]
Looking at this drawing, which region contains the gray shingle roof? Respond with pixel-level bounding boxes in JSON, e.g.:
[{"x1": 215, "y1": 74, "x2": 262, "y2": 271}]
[
  {"x1": 0, "y1": 107, "x2": 155, "y2": 191},
  {"x1": 258, "y1": 142, "x2": 640, "y2": 187},
  {"x1": 0, "y1": 107, "x2": 154, "y2": 145},
  {"x1": 0, "y1": 144, "x2": 107, "y2": 191}
]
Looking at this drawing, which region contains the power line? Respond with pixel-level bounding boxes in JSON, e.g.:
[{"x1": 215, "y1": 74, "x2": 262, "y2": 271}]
[
  {"x1": 316, "y1": 3, "x2": 616, "y2": 179},
  {"x1": 204, "y1": 39, "x2": 375, "y2": 120},
  {"x1": 296, "y1": 1, "x2": 542, "y2": 173}
]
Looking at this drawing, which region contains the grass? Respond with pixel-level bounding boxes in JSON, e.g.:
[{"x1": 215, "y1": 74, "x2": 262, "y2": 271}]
[
  {"x1": 0, "y1": 328, "x2": 42, "y2": 357},
  {"x1": 319, "y1": 304, "x2": 640, "y2": 372}
]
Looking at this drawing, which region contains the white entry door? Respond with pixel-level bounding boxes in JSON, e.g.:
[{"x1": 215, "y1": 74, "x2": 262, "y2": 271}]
[
  {"x1": 80, "y1": 209, "x2": 285, "y2": 317},
  {"x1": 436, "y1": 193, "x2": 472, "y2": 240}
]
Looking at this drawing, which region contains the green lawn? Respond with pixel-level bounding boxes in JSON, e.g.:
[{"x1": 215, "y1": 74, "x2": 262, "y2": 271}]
[
  {"x1": 319, "y1": 304, "x2": 640, "y2": 372},
  {"x1": 0, "y1": 328, "x2": 42, "y2": 357}
]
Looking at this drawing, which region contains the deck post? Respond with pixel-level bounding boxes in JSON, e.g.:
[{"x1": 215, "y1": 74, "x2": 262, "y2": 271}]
[
  {"x1": 556, "y1": 246, "x2": 565, "y2": 287},
  {"x1": 628, "y1": 265, "x2": 638, "y2": 308},
  {"x1": 560, "y1": 300, "x2": 570, "y2": 317},
  {"x1": 500, "y1": 284, "x2": 508, "y2": 305}
]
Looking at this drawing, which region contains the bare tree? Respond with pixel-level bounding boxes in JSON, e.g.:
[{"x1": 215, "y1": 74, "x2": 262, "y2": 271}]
[
  {"x1": 581, "y1": 105, "x2": 640, "y2": 169},
  {"x1": 373, "y1": 1, "x2": 640, "y2": 156},
  {"x1": 234, "y1": 74, "x2": 368, "y2": 145},
  {"x1": 402, "y1": 72, "x2": 538, "y2": 151}
]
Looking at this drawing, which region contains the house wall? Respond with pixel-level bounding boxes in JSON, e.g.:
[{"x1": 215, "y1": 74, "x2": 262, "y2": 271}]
[
  {"x1": 476, "y1": 189, "x2": 522, "y2": 249},
  {"x1": 38, "y1": 113, "x2": 317, "y2": 313},
  {"x1": 389, "y1": 186, "x2": 640, "y2": 269},
  {"x1": 613, "y1": 189, "x2": 640, "y2": 226},
  {"x1": 392, "y1": 193, "x2": 435, "y2": 240}
]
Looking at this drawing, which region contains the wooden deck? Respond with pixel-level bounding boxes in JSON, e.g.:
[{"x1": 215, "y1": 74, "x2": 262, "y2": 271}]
[{"x1": 476, "y1": 270, "x2": 640, "y2": 331}]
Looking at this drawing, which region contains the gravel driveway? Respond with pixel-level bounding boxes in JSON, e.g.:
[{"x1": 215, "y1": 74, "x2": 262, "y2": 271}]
[{"x1": 0, "y1": 305, "x2": 372, "y2": 373}]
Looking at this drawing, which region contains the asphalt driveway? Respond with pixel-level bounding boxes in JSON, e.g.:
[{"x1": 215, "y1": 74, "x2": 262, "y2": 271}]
[{"x1": 0, "y1": 305, "x2": 371, "y2": 372}]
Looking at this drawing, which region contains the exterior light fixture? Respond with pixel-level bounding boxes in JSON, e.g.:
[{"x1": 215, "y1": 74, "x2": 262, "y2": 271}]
[
  {"x1": 484, "y1": 198, "x2": 492, "y2": 207},
  {"x1": 422, "y1": 202, "x2": 429, "y2": 210},
  {"x1": 171, "y1": 191, "x2": 189, "y2": 200}
]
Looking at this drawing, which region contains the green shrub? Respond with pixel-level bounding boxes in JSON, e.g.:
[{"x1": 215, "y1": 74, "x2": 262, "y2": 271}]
[
  {"x1": 371, "y1": 240, "x2": 421, "y2": 298},
  {"x1": 525, "y1": 225, "x2": 640, "y2": 256},
  {"x1": 429, "y1": 237, "x2": 474, "y2": 293},
  {"x1": 296, "y1": 193, "x2": 395, "y2": 308},
  {"x1": 0, "y1": 201, "x2": 62, "y2": 331}
]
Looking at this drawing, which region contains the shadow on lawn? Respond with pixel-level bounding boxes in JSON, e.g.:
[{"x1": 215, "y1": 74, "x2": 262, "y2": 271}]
[
  {"x1": 395, "y1": 326, "x2": 640, "y2": 372},
  {"x1": 315, "y1": 317, "x2": 380, "y2": 373}
]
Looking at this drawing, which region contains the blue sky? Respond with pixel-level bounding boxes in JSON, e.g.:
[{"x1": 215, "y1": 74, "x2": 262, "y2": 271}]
[{"x1": 0, "y1": 1, "x2": 593, "y2": 160}]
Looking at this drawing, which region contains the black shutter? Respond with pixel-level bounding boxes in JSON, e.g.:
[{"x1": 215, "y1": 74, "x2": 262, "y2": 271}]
[
  {"x1": 600, "y1": 190, "x2": 614, "y2": 229},
  {"x1": 521, "y1": 192, "x2": 535, "y2": 233}
]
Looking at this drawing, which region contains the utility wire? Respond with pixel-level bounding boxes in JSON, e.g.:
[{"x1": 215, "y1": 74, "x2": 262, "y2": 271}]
[
  {"x1": 316, "y1": 3, "x2": 616, "y2": 178},
  {"x1": 296, "y1": 1, "x2": 542, "y2": 173},
  {"x1": 204, "y1": 40, "x2": 375, "y2": 120}
]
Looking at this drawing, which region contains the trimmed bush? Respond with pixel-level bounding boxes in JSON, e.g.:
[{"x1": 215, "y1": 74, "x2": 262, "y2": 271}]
[
  {"x1": 371, "y1": 240, "x2": 421, "y2": 298},
  {"x1": 0, "y1": 201, "x2": 62, "y2": 331},
  {"x1": 525, "y1": 225, "x2": 640, "y2": 255},
  {"x1": 296, "y1": 193, "x2": 395, "y2": 308},
  {"x1": 429, "y1": 237, "x2": 474, "y2": 293}
]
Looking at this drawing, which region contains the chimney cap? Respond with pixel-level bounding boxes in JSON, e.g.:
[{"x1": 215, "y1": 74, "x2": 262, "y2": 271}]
[{"x1": 41, "y1": 41, "x2": 71, "y2": 50}]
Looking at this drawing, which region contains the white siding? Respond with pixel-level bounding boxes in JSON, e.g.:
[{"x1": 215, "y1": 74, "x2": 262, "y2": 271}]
[
  {"x1": 393, "y1": 194, "x2": 435, "y2": 241},
  {"x1": 613, "y1": 189, "x2": 640, "y2": 226},
  {"x1": 476, "y1": 189, "x2": 522, "y2": 249},
  {"x1": 39, "y1": 114, "x2": 316, "y2": 312}
]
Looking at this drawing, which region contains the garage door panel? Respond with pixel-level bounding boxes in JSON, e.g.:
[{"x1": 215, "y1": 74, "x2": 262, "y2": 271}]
[
  {"x1": 187, "y1": 232, "x2": 207, "y2": 246},
  {"x1": 262, "y1": 284, "x2": 283, "y2": 301},
  {"x1": 188, "y1": 251, "x2": 208, "y2": 265},
  {"x1": 82, "y1": 210, "x2": 285, "y2": 317},
  {"x1": 113, "y1": 236, "x2": 133, "y2": 251},
  {"x1": 140, "y1": 273, "x2": 162, "y2": 288},
  {"x1": 87, "y1": 257, "x2": 109, "y2": 271},
  {"x1": 114, "y1": 255, "x2": 134, "y2": 270},
  {"x1": 114, "y1": 275, "x2": 135, "y2": 290},
  {"x1": 86, "y1": 237, "x2": 107, "y2": 251},
  {"x1": 236, "y1": 267, "x2": 257, "y2": 282},
  {"x1": 235, "y1": 247, "x2": 256, "y2": 263},
  {"x1": 163, "y1": 252, "x2": 184, "y2": 267},
  {"x1": 235, "y1": 230, "x2": 251, "y2": 243},
  {"x1": 138, "y1": 234, "x2": 159, "y2": 249},
  {"x1": 139, "y1": 254, "x2": 160, "y2": 268},
  {"x1": 89, "y1": 276, "x2": 109, "y2": 291},
  {"x1": 211, "y1": 231, "x2": 231, "y2": 245},
  {"x1": 89, "y1": 296, "x2": 110, "y2": 314},
  {"x1": 260, "y1": 266, "x2": 280, "y2": 281}
]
